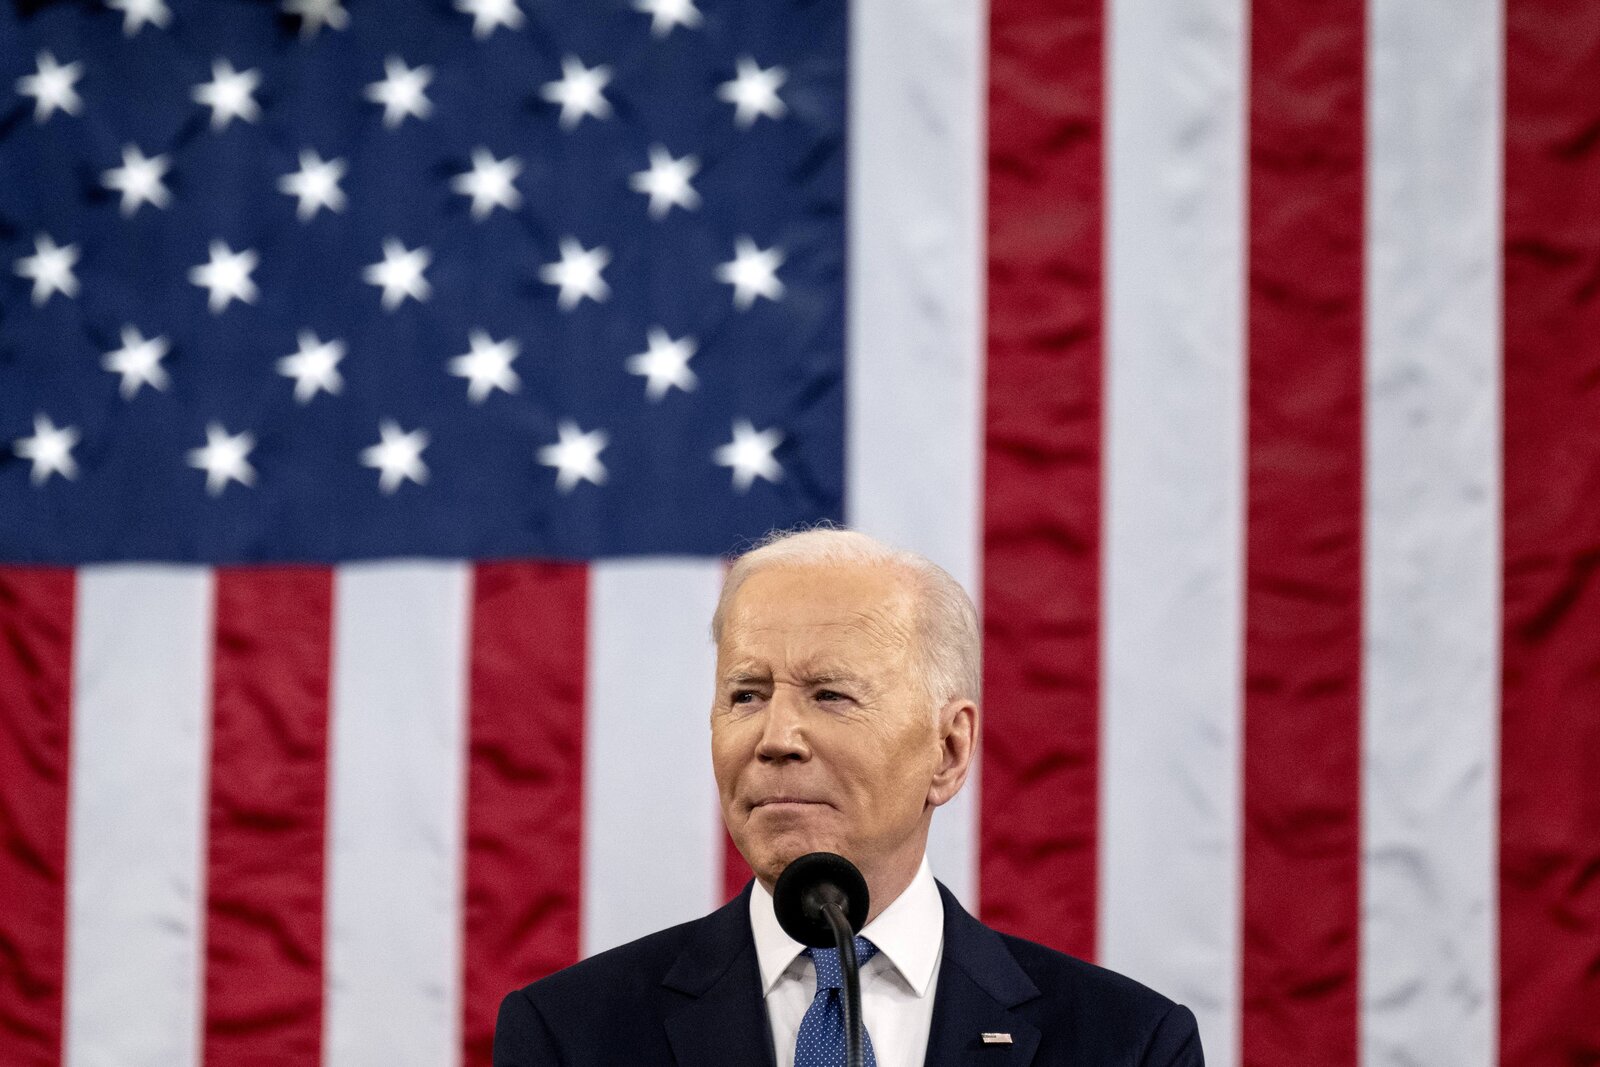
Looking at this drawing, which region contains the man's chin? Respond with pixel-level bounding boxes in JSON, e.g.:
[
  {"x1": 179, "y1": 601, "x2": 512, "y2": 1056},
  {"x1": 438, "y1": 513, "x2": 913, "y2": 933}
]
[{"x1": 747, "y1": 832, "x2": 848, "y2": 887}]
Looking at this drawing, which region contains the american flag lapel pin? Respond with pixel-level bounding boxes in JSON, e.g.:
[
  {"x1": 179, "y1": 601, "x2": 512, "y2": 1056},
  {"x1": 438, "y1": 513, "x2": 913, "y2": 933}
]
[{"x1": 980, "y1": 1032, "x2": 1014, "y2": 1045}]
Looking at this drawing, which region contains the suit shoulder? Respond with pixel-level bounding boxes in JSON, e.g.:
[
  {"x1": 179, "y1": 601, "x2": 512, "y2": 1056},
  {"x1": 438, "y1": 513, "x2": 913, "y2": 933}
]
[
  {"x1": 996, "y1": 931, "x2": 1180, "y2": 1020},
  {"x1": 514, "y1": 914, "x2": 701, "y2": 1008},
  {"x1": 989, "y1": 932, "x2": 1202, "y2": 1063}
]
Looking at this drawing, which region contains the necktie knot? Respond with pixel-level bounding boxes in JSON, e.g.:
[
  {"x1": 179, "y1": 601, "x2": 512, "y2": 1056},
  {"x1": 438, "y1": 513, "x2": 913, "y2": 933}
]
[{"x1": 805, "y1": 936, "x2": 879, "y2": 991}]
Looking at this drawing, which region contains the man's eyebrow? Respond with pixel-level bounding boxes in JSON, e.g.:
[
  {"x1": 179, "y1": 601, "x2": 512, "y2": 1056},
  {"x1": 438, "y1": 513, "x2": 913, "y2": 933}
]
[
  {"x1": 718, "y1": 665, "x2": 869, "y2": 686},
  {"x1": 794, "y1": 666, "x2": 867, "y2": 686}
]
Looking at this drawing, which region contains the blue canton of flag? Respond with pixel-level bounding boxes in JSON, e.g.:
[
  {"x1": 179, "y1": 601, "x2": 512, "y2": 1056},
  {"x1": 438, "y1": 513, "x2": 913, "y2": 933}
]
[{"x1": 0, "y1": 0, "x2": 846, "y2": 562}]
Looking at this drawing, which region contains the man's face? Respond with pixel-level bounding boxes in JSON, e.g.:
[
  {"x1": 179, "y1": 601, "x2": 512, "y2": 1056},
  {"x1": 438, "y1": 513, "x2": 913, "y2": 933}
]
[{"x1": 711, "y1": 562, "x2": 953, "y2": 889}]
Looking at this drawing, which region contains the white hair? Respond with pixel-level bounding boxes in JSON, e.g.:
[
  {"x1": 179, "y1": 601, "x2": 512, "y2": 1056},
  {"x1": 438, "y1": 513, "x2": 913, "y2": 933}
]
[{"x1": 711, "y1": 526, "x2": 981, "y2": 707}]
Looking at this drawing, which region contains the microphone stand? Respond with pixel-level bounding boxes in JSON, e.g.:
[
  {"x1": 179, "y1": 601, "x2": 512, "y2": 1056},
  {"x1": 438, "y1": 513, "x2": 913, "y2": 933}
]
[
  {"x1": 819, "y1": 900, "x2": 865, "y2": 1067},
  {"x1": 774, "y1": 852, "x2": 872, "y2": 1067}
]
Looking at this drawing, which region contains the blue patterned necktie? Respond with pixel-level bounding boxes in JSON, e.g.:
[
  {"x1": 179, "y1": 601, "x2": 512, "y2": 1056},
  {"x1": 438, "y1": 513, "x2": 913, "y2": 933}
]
[{"x1": 795, "y1": 937, "x2": 880, "y2": 1067}]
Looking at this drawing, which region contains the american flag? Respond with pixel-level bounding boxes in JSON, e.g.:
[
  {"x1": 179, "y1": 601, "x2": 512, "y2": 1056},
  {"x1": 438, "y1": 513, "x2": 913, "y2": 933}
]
[
  {"x1": 1, "y1": 0, "x2": 1596, "y2": 1066},
  {"x1": 1, "y1": 0, "x2": 842, "y2": 560}
]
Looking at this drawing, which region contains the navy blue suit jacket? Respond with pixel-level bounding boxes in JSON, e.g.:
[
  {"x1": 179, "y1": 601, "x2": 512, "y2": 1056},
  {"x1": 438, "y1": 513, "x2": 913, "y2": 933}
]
[{"x1": 494, "y1": 881, "x2": 1203, "y2": 1066}]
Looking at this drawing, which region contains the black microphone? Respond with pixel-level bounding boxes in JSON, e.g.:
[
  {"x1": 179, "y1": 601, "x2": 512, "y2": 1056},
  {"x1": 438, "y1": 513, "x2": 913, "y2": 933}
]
[{"x1": 773, "y1": 852, "x2": 871, "y2": 1067}]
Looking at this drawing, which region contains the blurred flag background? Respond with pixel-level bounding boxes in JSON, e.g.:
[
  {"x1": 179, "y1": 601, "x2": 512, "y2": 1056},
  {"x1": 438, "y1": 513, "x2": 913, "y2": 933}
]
[{"x1": 1, "y1": 0, "x2": 1596, "y2": 1065}]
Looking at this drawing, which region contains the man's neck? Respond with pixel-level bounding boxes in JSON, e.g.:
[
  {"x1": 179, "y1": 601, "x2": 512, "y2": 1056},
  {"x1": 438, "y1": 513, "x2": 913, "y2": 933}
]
[
  {"x1": 860, "y1": 856, "x2": 923, "y2": 924},
  {"x1": 753, "y1": 834, "x2": 932, "y2": 923}
]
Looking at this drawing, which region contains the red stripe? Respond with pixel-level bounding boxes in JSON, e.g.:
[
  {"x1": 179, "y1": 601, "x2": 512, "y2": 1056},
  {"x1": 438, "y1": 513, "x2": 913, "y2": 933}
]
[
  {"x1": 980, "y1": 0, "x2": 1104, "y2": 960},
  {"x1": 721, "y1": 827, "x2": 752, "y2": 904},
  {"x1": 461, "y1": 562, "x2": 587, "y2": 1066},
  {"x1": 1241, "y1": 2, "x2": 1365, "y2": 1063},
  {"x1": 202, "y1": 568, "x2": 332, "y2": 1067},
  {"x1": 0, "y1": 568, "x2": 74, "y2": 1067},
  {"x1": 1501, "y1": 3, "x2": 1600, "y2": 1061}
]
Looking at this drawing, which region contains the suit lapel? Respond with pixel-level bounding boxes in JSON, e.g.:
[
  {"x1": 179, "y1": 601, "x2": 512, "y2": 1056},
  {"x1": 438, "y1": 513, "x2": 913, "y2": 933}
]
[
  {"x1": 658, "y1": 880, "x2": 1042, "y2": 1067},
  {"x1": 662, "y1": 884, "x2": 777, "y2": 1067},
  {"x1": 923, "y1": 885, "x2": 1042, "y2": 1067}
]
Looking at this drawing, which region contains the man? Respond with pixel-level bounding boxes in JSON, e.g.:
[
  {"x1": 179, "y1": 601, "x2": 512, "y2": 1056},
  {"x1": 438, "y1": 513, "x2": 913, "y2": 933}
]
[{"x1": 495, "y1": 528, "x2": 1203, "y2": 1066}]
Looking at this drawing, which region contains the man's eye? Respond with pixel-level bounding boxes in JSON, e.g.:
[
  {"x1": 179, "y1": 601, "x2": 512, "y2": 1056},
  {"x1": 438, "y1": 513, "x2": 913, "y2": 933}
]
[
  {"x1": 731, "y1": 690, "x2": 757, "y2": 704},
  {"x1": 815, "y1": 689, "x2": 844, "y2": 702}
]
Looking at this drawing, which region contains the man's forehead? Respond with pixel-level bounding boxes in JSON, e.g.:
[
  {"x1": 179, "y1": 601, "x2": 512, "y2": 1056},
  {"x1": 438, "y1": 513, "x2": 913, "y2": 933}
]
[
  {"x1": 720, "y1": 610, "x2": 907, "y2": 654},
  {"x1": 717, "y1": 563, "x2": 918, "y2": 665}
]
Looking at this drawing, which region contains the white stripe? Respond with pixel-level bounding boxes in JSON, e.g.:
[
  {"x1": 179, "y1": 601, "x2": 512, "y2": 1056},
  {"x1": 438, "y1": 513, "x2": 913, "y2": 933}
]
[
  {"x1": 846, "y1": 0, "x2": 986, "y2": 908},
  {"x1": 582, "y1": 559, "x2": 723, "y2": 957},
  {"x1": 324, "y1": 562, "x2": 470, "y2": 1067},
  {"x1": 66, "y1": 566, "x2": 212, "y2": 1067},
  {"x1": 1101, "y1": 0, "x2": 1246, "y2": 1062},
  {"x1": 1362, "y1": 0, "x2": 1502, "y2": 1061}
]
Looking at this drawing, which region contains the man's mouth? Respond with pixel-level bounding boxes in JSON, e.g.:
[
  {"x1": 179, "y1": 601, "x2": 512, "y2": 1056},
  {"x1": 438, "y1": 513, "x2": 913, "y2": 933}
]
[{"x1": 752, "y1": 796, "x2": 828, "y2": 810}]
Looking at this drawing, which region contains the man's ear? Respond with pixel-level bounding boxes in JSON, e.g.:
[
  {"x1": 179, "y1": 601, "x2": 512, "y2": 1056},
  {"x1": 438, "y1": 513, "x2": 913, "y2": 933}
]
[{"x1": 927, "y1": 700, "x2": 977, "y2": 808}]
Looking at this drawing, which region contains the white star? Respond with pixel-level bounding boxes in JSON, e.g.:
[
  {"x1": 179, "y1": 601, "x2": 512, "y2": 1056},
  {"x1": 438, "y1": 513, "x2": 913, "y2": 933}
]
[
  {"x1": 629, "y1": 145, "x2": 700, "y2": 220},
  {"x1": 13, "y1": 414, "x2": 80, "y2": 486},
  {"x1": 456, "y1": 0, "x2": 524, "y2": 38},
  {"x1": 365, "y1": 56, "x2": 433, "y2": 128},
  {"x1": 537, "y1": 420, "x2": 608, "y2": 492},
  {"x1": 282, "y1": 0, "x2": 349, "y2": 38},
  {"x1": 713, "y1": 419, "x2": 784, "y2": 491},
  {"x1": 276, "y1": 330, "x2": 345, "y2": 403},
  {"x1": 718, "y1": 56, "x2": 786, "y2": 128},
  {"x1": 451, "y1": 148, "x2": 522, "y2": 220},
  {"x1": 448, "y1": 330, "x2": 521, "y2": 403},
  {"x1": 107, "y1": 0, "x2": 172, "y2": 36},
  {"x1": 278, "y1": 149, "x2": 347, "y2": 221},
  {"x1": 626, "y1": 328, "x2": 697, "y2": 401},
  {"x1": 102, "y1": 144, "x2": 172, "y2": 217},
  {"x1": 187, "y1": 422, "x2": 257, "y2": 496},
  {"x1": 14, "y1": 234, "x2": 80, "y2": 306},
  {"x1": 633, "y1": 0, "x2": 701, "y2": 37},
  {"x1": 361, "y1": 420, "x2": 429, "y2": 494},
  {"x1": 188, "y1": 240, "x2": 259, "y2": 313},
  {"x1": 16, "y1": 51, "x2": 83, "y2": 123},
  {"x1": 715, "y1": 236, "x2": 785, "y2": 309},
  {"x1": 541, "y1": 55, "x2": 611, "y2": 130},
  {"x1": 539, "y1": 237, "x2": 610, "y2": 310},
  {"x1": 192, "y1": 59, "x2": 261, "y2": 131},
  {"x1": 363, "y1": 238, "x2": 432, "y2": 310},
  {"x1": 102, "y1": 325, "x2": 171, "y2": 399}
]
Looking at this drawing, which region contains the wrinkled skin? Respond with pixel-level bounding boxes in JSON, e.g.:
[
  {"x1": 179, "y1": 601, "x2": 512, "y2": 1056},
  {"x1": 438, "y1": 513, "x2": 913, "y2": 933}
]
[{"x1": 711, "y1": 562, "x2": 977, "y2": 921}]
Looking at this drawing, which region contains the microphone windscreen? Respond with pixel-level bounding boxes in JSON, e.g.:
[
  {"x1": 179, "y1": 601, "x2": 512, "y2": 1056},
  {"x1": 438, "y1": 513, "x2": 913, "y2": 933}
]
[{"x1": 772, "y1": 851, "x2": 870, "y2": 947}]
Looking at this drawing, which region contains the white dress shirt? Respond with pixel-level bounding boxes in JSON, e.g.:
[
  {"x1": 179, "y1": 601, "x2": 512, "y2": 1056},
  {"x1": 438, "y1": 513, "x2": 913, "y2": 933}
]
[{"x1": 750, "y1": 855, "x2": 945, "y2": 1067}]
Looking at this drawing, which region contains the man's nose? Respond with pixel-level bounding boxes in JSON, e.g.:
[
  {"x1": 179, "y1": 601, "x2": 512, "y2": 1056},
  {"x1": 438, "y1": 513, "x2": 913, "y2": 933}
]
[{"x1": 754, "y1": 688, "x2": 810, "y2": 763}]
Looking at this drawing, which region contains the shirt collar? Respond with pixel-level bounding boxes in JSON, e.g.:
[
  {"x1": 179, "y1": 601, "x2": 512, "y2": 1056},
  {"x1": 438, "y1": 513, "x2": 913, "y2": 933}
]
[{"x1": 749, "y1": 854, "x2": 944, "y2": 998}]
